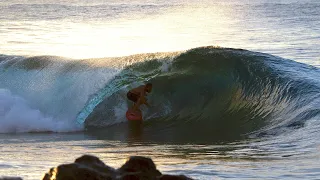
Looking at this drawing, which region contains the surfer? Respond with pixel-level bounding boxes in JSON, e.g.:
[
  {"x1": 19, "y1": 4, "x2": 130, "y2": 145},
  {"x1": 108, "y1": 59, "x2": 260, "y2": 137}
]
[{"x1": 127, "y1": 83, "x2": 152, "y2": 111}]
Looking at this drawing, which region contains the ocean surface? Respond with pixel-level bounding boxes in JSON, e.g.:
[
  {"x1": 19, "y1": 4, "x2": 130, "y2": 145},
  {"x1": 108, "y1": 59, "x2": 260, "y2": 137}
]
[{"x1": 1, "y1": 0, "x2": 320, "y2": 179}]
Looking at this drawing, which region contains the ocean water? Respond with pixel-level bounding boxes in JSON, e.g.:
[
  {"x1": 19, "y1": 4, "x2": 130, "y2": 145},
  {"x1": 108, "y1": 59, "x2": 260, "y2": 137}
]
[{"x1": 1, "y1": 0, "x2": 320, "y2": 179}]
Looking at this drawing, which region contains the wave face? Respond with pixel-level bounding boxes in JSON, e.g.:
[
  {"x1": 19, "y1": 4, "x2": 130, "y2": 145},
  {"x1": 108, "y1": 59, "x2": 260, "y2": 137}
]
[
  {"x1": 82, "y1": 47, "x2": 320, "y2": 142},
  {"x1": 1, "y1": 47, "x2": 320, "y2": 142}
]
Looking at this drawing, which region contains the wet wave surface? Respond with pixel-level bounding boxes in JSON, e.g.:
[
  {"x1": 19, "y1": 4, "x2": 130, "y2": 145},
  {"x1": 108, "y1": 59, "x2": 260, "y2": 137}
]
[{"x1": 1, "y1": 47, "x2": 319, "y2": 145}]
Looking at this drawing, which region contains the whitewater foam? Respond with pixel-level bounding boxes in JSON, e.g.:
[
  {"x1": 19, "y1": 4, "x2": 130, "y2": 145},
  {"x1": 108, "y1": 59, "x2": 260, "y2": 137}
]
[{"x1": 0, "y1": 88, "x2": 82, "y2": 133}]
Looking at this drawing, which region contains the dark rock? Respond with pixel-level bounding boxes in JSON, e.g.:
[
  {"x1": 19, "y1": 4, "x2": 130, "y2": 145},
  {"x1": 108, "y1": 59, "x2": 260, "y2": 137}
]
[
  {"x1": 43, "y1": 164, "x2": 113, "y2": 180},
  {"x1": 42, "y1": 155, "x2": 194, "y2": 180},
  {"x1": 119, "y1": 156, "x2": 162, "y2": 179},
  {"x1": 120, "y1": 173, "x2": 142, "y2": 180},
  {"x1": 75, "y1": 155, "x2": 116, "y2": 175},
  {"x1": 42, "y1": 155, "x2": 116, "y2": 180}
]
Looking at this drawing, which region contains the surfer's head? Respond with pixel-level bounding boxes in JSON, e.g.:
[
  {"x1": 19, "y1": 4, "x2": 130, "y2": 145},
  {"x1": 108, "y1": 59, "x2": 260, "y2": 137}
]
[{"x1": 145, "y1": 83, "x2": 153, "y2": 93}]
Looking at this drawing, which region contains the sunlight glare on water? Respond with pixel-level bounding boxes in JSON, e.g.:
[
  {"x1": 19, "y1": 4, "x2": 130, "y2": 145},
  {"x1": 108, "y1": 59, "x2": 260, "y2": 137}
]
[
  {"x1": 0, "y1": 4, "x2": 231, "y2": 59},
  {"x1": 1, "y1": 0, "x2": 319, "y2": 65},
  {"x1": 0, "y1": 1, "x2": 320, "y2": 179}
]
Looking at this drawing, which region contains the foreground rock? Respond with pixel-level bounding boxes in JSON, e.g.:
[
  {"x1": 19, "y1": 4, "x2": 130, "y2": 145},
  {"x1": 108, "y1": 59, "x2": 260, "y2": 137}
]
[{"x1": 42, "y1": 155, "x2": 193, "y2": 180}]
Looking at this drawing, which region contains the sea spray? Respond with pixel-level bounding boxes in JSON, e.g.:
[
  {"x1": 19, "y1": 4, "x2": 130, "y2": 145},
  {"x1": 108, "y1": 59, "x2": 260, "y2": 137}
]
[{"x1": 0, "y1": 88, "x2": 81, "y2": 133}]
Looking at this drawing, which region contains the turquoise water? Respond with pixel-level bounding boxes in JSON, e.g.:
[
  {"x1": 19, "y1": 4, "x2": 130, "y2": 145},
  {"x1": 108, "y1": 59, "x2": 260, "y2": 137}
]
[{"x1": 1, "y1": 0, "x2": 320, "y2": 179}]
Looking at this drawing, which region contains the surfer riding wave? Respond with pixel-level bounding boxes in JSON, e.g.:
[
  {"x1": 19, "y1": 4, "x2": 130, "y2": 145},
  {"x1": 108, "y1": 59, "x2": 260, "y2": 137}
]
[{"x1": 126, "y1": 83, "x2": 152, "y2": 120}]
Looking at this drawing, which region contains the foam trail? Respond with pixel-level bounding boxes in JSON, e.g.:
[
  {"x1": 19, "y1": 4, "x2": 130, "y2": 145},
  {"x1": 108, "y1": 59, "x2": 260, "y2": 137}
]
[{"x1": 0, "y1": 89, "x2": 82, "y2": 133}]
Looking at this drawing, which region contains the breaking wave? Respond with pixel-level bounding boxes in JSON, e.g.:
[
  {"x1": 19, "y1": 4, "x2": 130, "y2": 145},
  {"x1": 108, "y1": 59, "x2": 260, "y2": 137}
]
[{"x1": 1, "y1": 47, "x2": 319, "y2": 143}]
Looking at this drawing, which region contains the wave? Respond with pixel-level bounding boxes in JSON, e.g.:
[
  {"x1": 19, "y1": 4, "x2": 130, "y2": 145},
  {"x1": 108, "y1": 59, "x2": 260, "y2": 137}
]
[
  {"x1": 0, "y1": 88, "x2": 81, "y2": 133},
  {"x1": 1, "y1": 47, "x2": 319, "y2": 142},
  {"x1": 82, "y1": 47, "x2": 320, "y2": 142}
]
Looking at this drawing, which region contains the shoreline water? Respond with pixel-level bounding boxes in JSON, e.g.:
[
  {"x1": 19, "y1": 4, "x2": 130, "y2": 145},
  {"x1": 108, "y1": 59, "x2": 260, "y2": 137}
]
[{"x1": 1, "y1": 0, "x2": 320, "y2": 179}]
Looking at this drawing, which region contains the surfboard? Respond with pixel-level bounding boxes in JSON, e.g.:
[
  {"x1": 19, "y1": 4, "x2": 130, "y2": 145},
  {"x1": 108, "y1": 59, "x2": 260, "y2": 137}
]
[{"x1": 126, "y1": 109, "x2": 142, "y2": 121}]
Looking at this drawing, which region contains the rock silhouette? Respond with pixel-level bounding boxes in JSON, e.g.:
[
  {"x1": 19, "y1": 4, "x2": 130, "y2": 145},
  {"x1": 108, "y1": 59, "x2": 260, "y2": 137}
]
[{"x1": 42, "y1": 155, "x2": 193, "y2": 180}]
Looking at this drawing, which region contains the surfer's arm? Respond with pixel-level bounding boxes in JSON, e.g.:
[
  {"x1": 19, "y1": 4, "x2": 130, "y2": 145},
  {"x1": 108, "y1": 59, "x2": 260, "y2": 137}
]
[{"x1": 140, "y1": 96, "x2": 151, "y2": 107}]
